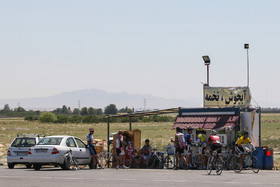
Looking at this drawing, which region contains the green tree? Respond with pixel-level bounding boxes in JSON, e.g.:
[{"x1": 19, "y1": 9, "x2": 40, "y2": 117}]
[
  {"x1": 96, "y1": 108, "x2": 103, "y2": 115},
  {"x1": 39, "y1": 112, "x2": 57, "y2": 123},
  {"x1": 104, "y1": 104, "x2": 118, "y2": 115},
  {"x1": 3, "y1": 104, "x2": 11, "y2": 113},
  {"x1": 16, "y1": 107, "x2": 26, "y2": 113},
  {"x1": 61, "y1": 105, "x2": 69, "y2": 114},
  {"x1": 88, "y1": 107, "x2": 95, "y2": 115},
  {"x1": 80, "y1": 107, "x2": 88, "y2": 116},
  {"x1": 73, "y1": 108, "x2": 80, "y2": 115}
]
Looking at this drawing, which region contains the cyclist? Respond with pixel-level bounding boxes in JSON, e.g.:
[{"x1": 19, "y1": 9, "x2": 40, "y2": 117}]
[
  {"x1": 140, "y1": 139, "x2": 152, "y2": 165},
  {"x1": 116, "y1": 130, "x2": 128, "y2": 169},
  {"x1": 207, "y1": 130, "x2": 222, "y2": 155},
  {"x1": 193, "y1": 128, "x2": 207, "y2": 169},
  {"x1": 185, "y1": 128, "x2": 193, "y2": 168},
  {"x1": 236, "y1": 131, "x2": 255, "y2": 168},
  {"x1": 173, "y1": 127, "x2": 187, "y2": 170},
  {"x1": 126, "y1": 141, "x2": 137, "y2": 168},
  {"x1": 87, "y1": 128, "x2": 100, "y2": 168}
]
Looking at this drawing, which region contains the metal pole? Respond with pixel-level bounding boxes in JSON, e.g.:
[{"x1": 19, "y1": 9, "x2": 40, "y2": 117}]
[
  {"x1": 107, "y1": 117, "x2": 110, "y2": 152},
  {"x1": 247, "y1": 48, "x2": 249, "y2": 87},
  {"x1": 207, "y1": 64, "x2": 209, "y2": 86},
  {"x1": 129, "y1": 116, "x2": 132, "y2": 130}
]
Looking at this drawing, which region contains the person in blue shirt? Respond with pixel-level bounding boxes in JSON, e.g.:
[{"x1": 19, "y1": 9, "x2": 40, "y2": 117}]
[
  {"x1": 185, "y1": 128, "x2": 193, "y2": 168},
  {"x1": 87, "y1": 128, "x2": 99, "y2": 168}
]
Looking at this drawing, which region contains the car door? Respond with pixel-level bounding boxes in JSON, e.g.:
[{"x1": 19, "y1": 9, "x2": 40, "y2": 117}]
[
  {"x1": 65, "y1": 137, "x2": 80, "y2": 161},
  {"x1": 74, "y1": 137, "x2": 91, "y2": 164}
]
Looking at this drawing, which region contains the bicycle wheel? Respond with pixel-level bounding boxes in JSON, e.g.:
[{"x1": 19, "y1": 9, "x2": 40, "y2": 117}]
[
  {"x1": 163, "y1": 155, "x2": 173, "y2": 169},
  {"x1": 225, "y1": 157, "x2": 233, "y2": 170},
  {"x1": 231, "y1": 155, "x2": 242, "y2": 173},
  {"x1": 72, "y1": 157, "x2": 79, "y2": 170},
  {"x1": 98, "y1": 153, "x2": 105, "y2": 168},
  {"x1": 105, "y1": 153, "x2": 114, "y2": 168},
  {"x1": 207, "y1": 157, "x2": 213, "y2": 175},
  {"x1": 250, "y1": 155, "x2": 259, "y2": 173},
  {"x1": 215, "y1": 156, "x2": 223, "y2": 175},
  {"x1": 147, "y1": 156, "x2": 155, "y2": 169}
]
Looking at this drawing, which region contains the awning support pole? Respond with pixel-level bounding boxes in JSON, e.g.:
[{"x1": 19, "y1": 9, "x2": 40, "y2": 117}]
[
  {"x1": 107, "y1": 117, "x2": 110, "y2": 153},
  {"x1": 129, "y1": 116, "x2": 132, "y2": 130}
]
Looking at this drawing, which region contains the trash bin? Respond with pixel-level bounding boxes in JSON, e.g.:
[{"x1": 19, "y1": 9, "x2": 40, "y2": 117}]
[
  {"x1": 263, "y1": 148, "x2": 274, "y2": 170},
  {"x1": 253, "y1": 147, "x2": 264, "y2": 169}
]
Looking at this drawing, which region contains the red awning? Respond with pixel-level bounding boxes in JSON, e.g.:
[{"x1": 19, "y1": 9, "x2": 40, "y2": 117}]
[{"x1": 173, "y1": 115, "x2": 239, "y2": 130}]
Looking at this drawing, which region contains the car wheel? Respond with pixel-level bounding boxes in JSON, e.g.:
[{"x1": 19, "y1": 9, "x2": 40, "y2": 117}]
[
  {"x1": 33, "y1": 164, "x2": 41, "y2": 171},
  {"x1": 8, "y1": 163, "x2": 15, "y2": 169},
  {"x1": 26, "y1": 164, "x2": 32, "y2": 169}
]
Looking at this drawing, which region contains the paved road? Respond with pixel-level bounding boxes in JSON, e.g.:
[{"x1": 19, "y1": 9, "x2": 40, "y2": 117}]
[{"x1": 0, "y1": 166, "x2": 279, "y2": 187}]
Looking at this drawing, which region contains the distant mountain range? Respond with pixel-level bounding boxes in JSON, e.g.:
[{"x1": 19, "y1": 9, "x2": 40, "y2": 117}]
[{"x1": 0, "y1": 88, "x2": 201, "y2": 111}]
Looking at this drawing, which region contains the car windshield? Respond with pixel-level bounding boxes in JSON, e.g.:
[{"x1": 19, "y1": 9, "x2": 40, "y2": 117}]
[
  {"x1": 11, "y1": 138, "x2": 36, "y2": 147},
  {"x1": 37, "y1": 137, "x2": 63, "y2": 145}
]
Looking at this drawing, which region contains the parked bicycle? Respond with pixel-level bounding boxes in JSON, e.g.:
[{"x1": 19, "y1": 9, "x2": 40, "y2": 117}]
[
  {"x1": 231, "y1": 150, "x2": 259, "y2": 173},
  {"x1": 62, "y1": 149, "x2": 79, "y2": 170},
  {"x1": 147, "y1": 149, "x2": 164, "y2": 169},
  {"x1": 99, "y1": 148, "x2": 118, "y2": 168},
  {"x1": 163, "y1": 146, "x2": 175, "y2": 169},
  {"x1": 206, "y1": 150, "x2": 223, "y2": 175}
]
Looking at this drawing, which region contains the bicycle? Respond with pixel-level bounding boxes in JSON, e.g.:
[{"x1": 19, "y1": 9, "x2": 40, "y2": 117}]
[
  {"x1": 222, "y1": 149, "x2": 234, "y2": 170},
  {"x1": 147, "y1": 149, "x2": 164, "y2": 169},
  {"x1": 163, "y1": 146, "x2": 175, "y2": 169},
  {"x1": 103, "y1": 148, "x2": 120, "y2": 168},
  {"x1": 231, "y1": 150, "x2": 259, "y2": 173},
  {"x1": 62, "y1": 150, "x2": 79, "y2": 170},
  {"x1": 206, "y1": 149, "x2": 223, "y2": 175}
]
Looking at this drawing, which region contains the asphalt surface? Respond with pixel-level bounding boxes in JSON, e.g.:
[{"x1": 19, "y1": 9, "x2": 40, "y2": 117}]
[{"x1": 0, "y1": 166, "x2": 279, "y2": 187}]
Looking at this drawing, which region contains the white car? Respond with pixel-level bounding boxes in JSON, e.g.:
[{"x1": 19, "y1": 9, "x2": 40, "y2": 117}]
[
  {"x1": 28, "y1": 135, "x2": 94, "y2": 170},
  {"x1": 7, "y1": 134, "x2": 44, "y2": 169}
]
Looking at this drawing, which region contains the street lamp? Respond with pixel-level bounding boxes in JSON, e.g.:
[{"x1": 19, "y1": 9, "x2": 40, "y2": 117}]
[
  {"x1": 244, "y1": 44, "x2": 249, "y2": 87},
  {"x1": 202, "y1": 55, "x2": 211, "y2": 86}
]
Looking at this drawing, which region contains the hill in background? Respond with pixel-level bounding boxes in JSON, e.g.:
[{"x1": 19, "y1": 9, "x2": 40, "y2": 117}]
[{"x1": 0, "y1": 88, "x2": 201, "y2": 111}]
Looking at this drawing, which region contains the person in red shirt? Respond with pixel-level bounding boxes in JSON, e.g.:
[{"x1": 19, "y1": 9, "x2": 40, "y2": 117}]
[
  {"x1": 207, "y1": 130, "x2": 222, "y2": 154},
  {"x1": 125, "y1": 142, "x2": 137, "y2": 168}
]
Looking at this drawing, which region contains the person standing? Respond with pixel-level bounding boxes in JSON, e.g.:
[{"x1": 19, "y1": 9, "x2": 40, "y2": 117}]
[
  {"x1": 174, "y1": 127, "x2": 187, "y2": 170},
  {"x1": 185, "y1": 128, "x2": 193, "y2": 169},
  {"x1": 194, "y1": 129, "x2": 207, "y2": 169},
  {"x1": 115, "y1": 130, "x2": 128, "y2": 169},
  {"x1": 87, "y1": 128, "x2": 100, "y2": 168}
]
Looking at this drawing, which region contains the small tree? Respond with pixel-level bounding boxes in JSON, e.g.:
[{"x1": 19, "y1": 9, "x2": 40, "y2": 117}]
[
  {"x1": 16, "y1": 107, "x2": 26, "y2": 113},
  {"x1": 73, "y1": 108, "x2": 80, "y2": 115},
  {"x1": 61, "y1": 105, "x2": 69, "y2": 114},
  {"x1": 88, "y1": 107, "x2": 95, "y2": 115},
  {"x1": 3, "y1": 104, "x2": 11, "y2": 113},
  {"x1": 96, "y1": 108, "x2": 103, "y2": 115},
  {"x1": 39, "y1": 112, "x2": 57, "y2": 123},
  {"x1": 104, "y1": 104, "x2": 118, "y2": 115},
  {"x1": 80, "y1": 107, "x2": 88, "y2": 116}
]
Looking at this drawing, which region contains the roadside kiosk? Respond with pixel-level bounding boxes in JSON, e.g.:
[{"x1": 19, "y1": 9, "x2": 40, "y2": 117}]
[{"x1": 172, "y1": 86, "x2": 263, "y2": 168}]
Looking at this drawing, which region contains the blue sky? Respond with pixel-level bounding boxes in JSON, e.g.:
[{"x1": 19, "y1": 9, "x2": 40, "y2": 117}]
[{"x1": 0, "y1": 1, "x2": 279, "y2": 107}]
